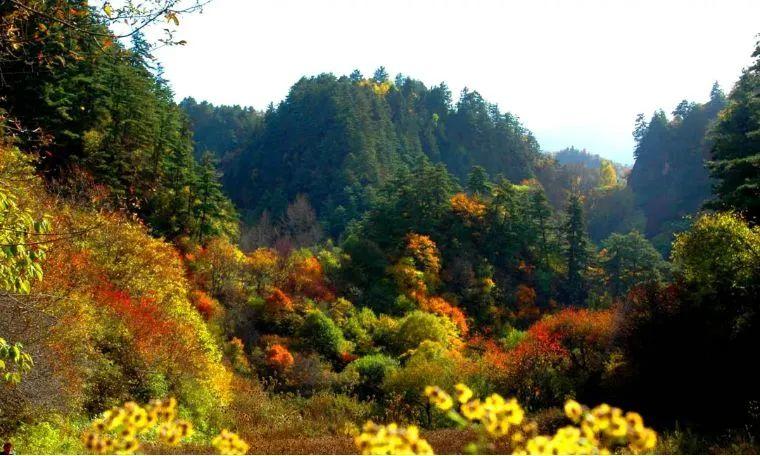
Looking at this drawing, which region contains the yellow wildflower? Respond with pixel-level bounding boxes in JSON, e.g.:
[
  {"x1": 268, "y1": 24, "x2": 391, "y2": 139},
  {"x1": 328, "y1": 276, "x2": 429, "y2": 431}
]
[
  {"x1": 424, "y1": 386, "x2": 453, "y2": 411},
  {"x1": 564, "y1": 399, "x2": 583, "y2": 423},
  {"x1": 454, "y1": 383, "x2": 474, "y2": 404}
]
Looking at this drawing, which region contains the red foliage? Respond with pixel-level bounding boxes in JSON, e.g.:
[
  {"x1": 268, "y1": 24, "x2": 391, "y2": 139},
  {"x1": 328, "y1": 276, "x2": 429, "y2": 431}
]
[
  {"x1": 507, "y1": 308, "x2": 616, "y2": 377},
  {"x1": 266, "y1": 344, "x2": 294, "y2": 370},
  {"x1": 190, "y1": 290, "x2": 219, "y2": 320},
  {"x1": 92, "y1": 282, "x2": 178, "y2": 364},
  {"x1": 469, "y1": 335, "x2": 510, "y2": 370},
  {"x1": 340, "y1": 351, "x2": 359, "y2": 363}
]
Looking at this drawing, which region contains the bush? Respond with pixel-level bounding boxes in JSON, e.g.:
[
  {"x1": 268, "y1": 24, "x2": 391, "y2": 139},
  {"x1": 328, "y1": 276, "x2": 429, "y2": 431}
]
[
  {"x1": 12, "y1": 417, "x2": 86, "y2": 454},
  {"x1": 383, "y1": 341, "x2": 459, "y2": 426},
  {"x1": 298, "y1": 309, "x2": 352, "y2": 359},
  {"x1": 345, "y1": 354, "x2": 399, "y2": 400},
  {"x1": 390, "y1": 311, "x2": 458, "y2": 354}
]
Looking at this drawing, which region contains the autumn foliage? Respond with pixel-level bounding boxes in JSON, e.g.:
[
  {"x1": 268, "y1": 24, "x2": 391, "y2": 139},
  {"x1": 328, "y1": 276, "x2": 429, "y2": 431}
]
[
  {"x1": 450, "y1": 192, "x2": 486, "y2": 223},
  {"x1": 420, "y1": 296, "x2": 468, "y2": 334},
  {"x1": 266, "y1": 344, "x2": 295, "y2": 370},
  {"x1": 191, "y1": 290, "x2": 220, "y2": 320}
]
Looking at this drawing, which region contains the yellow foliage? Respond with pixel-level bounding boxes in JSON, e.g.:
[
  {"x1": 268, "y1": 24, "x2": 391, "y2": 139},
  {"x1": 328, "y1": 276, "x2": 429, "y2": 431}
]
[
  {"x1": 598, "y1": 160, "x2": 618, "y2": 188},
  {"x1": 358, "y1": 79, "x2": 394, "y2": 97},
  {"x1": 450, "y1": 192, "x2": 486, "y2": 222}
]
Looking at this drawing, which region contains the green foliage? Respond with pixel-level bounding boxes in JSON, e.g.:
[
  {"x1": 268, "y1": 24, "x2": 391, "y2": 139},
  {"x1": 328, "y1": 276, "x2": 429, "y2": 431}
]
[
  {"x1": 391, "y1": 311, "x2": 457, "y2": 354},
  {"x1": 11, "y1": 417, "x2": 86, "y2": 455},
  {"x1": 617, "y1": 213, "x2": 760, "y2": 430},
  {"x1": 600, "y1": 231, "x2": 666, "y2": 298},
  {"x1": 629, "y1": 84, "x2": 727, "y2": 236},
  {"x1": 298, "y1": 309, "x2": 352, "y2": 359},
  {"x1": 707, "y1": 44, "x2": 760, "y2": 223},
  {"x1": 672, "y1": 212, "x2": 760, "y2": 295},
  {"x1": 345, "y1": 354, "x2": 399, "y2": 400},
  {"x1": 0, "y1": 8, "x2": 237, "y2": 242},
  {"x1": 585, "y1": 186, "x2": 646, "y2": 243},
  {"x1": 186, "y1": 73, "x2": 540, "y2": 235},
  {"x1": 0, "y1": 337, "x2": 32, "y2": 384},
  {"x1": 383, "y1": 341, "x2": 458, "y2": 424},
  {"x1": 0, "y1": 148, "x2": 50, "y2": 294},
  {"x1": 562, "y1": 194, "x2": 591, "y2": 306}
]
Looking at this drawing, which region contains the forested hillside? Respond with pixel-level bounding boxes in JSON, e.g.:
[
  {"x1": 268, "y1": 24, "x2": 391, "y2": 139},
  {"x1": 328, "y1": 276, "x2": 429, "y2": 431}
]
[
  {"x1": 2, "y1": 2, "x2": 760, "y2": 455},
  {"x1": 628, "y1": 84, "x2": 727, "y2": 251},
  {"x1": 182, "y1": 72, "x2": 541, "y2": 236}
]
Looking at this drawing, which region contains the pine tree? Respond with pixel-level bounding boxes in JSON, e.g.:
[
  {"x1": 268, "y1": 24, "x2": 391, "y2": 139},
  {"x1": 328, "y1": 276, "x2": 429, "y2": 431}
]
[
  {"x1": 562, "y1": 193, "x2": 590, "y2": 306},
  {"x1": 529, "y1": 189, "x2": 553, "y2": 269},
  {"x1": 467, "y1": 166, "x2": 491, "y2": 196},
  {"x1": 707, "y1": 42, "x2": 760, "y2": 224},
  {"x1": 194, "y1": 152, "x2": 238, "y2": 242}
]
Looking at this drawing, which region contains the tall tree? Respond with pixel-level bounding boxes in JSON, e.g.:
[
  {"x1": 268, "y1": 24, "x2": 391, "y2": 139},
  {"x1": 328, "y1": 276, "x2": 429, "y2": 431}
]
[
  {"x1": 600, "y1": 231, "x2": 665, "y2": 299},
  {"x1": 467, "y1": 165, "x2": 492, "y2": 196},
  {"x1": 562, "y1": 193, "x2": 590, "y2": 306},
  {"x1": 707, "y1": 42, "x2": 760, "y2": 224}
]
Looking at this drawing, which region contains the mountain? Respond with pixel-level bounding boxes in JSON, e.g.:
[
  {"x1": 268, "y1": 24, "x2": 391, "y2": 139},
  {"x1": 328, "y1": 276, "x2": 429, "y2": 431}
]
[
  {"x1": 628, "y1": 84, "x2": 727, "y2": 247},
  {"x1": 182, "y1": 71, "x2": 542, "y2": 235}
]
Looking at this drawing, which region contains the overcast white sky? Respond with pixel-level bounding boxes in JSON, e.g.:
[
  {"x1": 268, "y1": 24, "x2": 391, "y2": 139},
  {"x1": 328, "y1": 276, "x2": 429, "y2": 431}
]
[{"x1": 153, "y1": 0, "x2": 759, "y2": 164}]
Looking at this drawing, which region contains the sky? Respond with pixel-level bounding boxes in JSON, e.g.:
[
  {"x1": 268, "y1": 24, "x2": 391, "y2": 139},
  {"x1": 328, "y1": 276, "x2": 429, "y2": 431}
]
[{"x1": 153, "y1": 0, "x2": 760, "y2": 165}]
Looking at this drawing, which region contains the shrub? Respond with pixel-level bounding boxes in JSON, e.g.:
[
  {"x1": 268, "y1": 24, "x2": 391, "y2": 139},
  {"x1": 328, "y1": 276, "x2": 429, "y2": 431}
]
[
  {"x1": 384, "y1": 341, "x2": 459, "y2": 425},
  {"x1": 12, "y1": 417, "x2": 86, "y2": 454},
  {"x1": 496, "y1": 308, "x2": 617, "y2": 408},
  {"x1": 265, "y1": 344, "x2": 295, "y2": 370},
  {"x1": 298, "y1": 309, "x2": 351, "y2": 359},
  {"x1": 190, "y1": 290, "x2": 221, "y2": 321},
  {"x1": 391, "y1": 311, "x2": 458, "y2": 354},
  {"x1": 345, "y1": 354, "x2": 399, "y2": 400}
]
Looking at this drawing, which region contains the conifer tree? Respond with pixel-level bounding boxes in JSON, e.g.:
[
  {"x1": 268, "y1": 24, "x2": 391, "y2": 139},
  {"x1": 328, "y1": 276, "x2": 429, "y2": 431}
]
[
  {"x1": 562, "y1": 193, "x2": 590, "y2": 306},
  {"x1": 707, "y1": 42, "x2": 760, "y2": 224}
]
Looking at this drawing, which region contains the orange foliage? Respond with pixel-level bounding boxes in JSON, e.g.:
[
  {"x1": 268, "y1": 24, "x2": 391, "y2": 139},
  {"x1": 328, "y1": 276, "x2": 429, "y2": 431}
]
[
  {"x1": 405, "y1": 233, "x2": 441, "y2": 274},
  {"x1": 421, "y1": 296, "x2": 469, "y2": 334},
  {"x1": 190, "y1": 290, "x2": 219, "y2": 320},
  {"x1": 514, "y1": 284, "x2": 540, "y2": 322},
  {"x1": 341, "y1": 351, "x2": 359, "y2": 363},
  {"x1": 450, "y1": 192, "x2": 486, "y2": 222},
  {"x1": 286, "y1": 255, "x2": 335, "y2": 301},
  {"x1": 265, "y1": 288, "x2": 295, "y2": 313},
  {"x1": 534, "y1": 307, "x2": 616, "y2": 348},
  {"x1": 266, "y1": 344, "x2": 294, "y2": 370},
  {"x1": 517, "y1": 260, "x2": 535, "y2": 275},
  {"x1": 506, "y1": 308, "x2": 616, "y2": 379},
  {"x1": 469, "y1": 335, "x2": 510, "y2": 370}
]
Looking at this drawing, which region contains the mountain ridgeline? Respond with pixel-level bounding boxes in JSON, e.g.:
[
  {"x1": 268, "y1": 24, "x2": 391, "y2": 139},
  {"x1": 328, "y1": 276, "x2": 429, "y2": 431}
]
[
  {"x1": 629, "y1": 84, "x2": 727, "y2": 242},
  {"x1": 182, "y1": 70, "x2": 542, "y2": 236},
  {"x1": 182, "y1": 77, "x2": 734, "y2": 252}
]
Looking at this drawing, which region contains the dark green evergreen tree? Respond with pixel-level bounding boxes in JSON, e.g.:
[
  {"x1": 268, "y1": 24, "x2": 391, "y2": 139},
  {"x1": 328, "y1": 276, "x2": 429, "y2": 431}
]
[
  {"x1": 707, "y1": 42, "x2": 760, "y2": 224},
  {"x1": 562, "y1": 193, "x2": 590, "y2": 306},
  {"x1": 467, "y1": 165, "x2": 492, "y2": 195}
]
